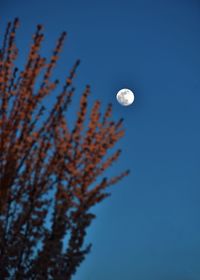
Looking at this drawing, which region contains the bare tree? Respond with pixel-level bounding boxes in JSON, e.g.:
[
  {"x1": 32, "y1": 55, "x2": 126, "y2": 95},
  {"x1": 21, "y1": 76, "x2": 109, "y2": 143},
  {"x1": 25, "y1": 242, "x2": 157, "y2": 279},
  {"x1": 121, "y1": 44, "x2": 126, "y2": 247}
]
[{"x1": 0, "y1": 18, "x2": 129, "y2": 279}]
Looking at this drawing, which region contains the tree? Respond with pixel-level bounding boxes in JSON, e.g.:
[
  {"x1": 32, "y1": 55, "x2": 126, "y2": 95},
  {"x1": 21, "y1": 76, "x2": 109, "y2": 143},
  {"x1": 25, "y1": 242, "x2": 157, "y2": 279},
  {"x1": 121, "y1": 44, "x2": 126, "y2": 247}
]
[{"x1": 0, "y1": 18, "x2": 129, "y2": 279}]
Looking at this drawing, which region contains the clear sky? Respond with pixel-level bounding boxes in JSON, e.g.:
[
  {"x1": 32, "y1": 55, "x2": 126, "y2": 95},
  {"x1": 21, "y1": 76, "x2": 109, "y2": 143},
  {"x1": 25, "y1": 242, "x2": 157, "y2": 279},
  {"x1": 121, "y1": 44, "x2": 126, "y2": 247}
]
[{"x1": 1, "y1": 0, "x2": 200, "y2": 279}]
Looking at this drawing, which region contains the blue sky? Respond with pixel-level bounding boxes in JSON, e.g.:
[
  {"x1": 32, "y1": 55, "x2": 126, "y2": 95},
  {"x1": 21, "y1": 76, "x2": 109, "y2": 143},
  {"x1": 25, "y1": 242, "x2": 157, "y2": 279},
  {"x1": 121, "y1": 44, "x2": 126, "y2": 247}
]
[{"x1": 1, "y1": 0, "x2": 200, "y2": 279}]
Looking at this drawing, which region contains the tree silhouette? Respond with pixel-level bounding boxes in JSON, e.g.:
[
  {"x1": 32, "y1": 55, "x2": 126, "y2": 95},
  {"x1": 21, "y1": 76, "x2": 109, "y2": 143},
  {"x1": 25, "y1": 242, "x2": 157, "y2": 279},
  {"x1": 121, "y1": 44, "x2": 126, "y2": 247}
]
[{"x1": 0, "y1": 18, "x2": 129, "y2": 279}]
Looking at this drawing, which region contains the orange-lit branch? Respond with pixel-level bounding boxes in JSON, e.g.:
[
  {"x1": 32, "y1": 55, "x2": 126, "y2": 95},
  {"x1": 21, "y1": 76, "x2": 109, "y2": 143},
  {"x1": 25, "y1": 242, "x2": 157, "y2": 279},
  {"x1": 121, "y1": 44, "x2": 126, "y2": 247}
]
[{"x1": 0, "y1": 19, "x2": 129, "y2": 279}]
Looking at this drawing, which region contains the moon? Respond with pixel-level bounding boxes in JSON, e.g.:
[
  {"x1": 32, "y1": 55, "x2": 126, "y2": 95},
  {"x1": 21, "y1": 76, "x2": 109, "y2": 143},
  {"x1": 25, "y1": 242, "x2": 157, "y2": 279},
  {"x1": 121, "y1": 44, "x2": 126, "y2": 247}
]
[{"x1": 116, "y1": 88, "x2": 135, "y2": 106}]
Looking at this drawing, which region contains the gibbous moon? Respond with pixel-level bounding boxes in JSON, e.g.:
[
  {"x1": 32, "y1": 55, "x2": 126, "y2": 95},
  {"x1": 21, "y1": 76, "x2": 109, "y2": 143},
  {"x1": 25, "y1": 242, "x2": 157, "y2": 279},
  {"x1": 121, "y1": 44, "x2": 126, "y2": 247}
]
[{"x1": 116, "y1": 88, "x2": 135, "y2": 106}]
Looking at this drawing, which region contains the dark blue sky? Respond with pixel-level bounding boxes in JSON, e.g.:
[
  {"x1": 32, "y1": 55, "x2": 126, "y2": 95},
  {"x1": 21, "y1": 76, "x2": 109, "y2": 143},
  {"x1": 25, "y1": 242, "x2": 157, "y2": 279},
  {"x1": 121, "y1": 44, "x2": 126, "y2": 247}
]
[{"x1": 1, "y1": 0, "x2": 200, "y2": 279}]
